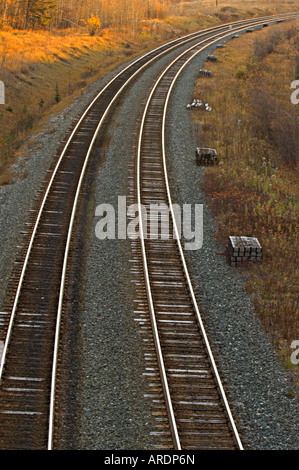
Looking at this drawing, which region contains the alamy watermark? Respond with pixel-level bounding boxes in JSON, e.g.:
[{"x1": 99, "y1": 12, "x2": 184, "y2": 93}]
[
  {"x1": 291, "y1": 80, "x2": 299, "y2": 105},
  {"x1": 0, "y1": 81, "x2": 5, "y2": 105},
  {"x1": 95, "y1": 196, "x2": 203, "y2": 251}
]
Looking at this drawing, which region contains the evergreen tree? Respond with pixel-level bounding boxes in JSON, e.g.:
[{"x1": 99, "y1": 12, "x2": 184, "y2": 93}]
[{"x1": 24, "y1": 0, "x2": 57, "y2": 29}]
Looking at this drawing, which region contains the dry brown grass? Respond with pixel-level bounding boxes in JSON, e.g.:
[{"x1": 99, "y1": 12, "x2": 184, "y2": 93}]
[
  {"x1": 0, "y1": 11, "x2": 217, "y2": 177},
  {"x1": 193, "y1": 21, "x2": 299, "y2": 386},
  {"x1": 0, "y1": 14, "x2": 207, "y2": 178},
  {"x1": 1, "y1": 1, "x2": 299, "y2": 181},
  {"x1": 0, "y1": 29, "x2": 121, "y2": 72}
]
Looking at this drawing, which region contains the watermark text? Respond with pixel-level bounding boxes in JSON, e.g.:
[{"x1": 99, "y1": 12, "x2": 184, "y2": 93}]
[
  {"x1": 95, "y1": 196, "x2": 203, "y2": 251},
  {"x1": 291, "y1": 340, "x2": 299, "y2": 365},
  {"x1": 0, "y1": 81, "x2": 5, "y2": 105}
]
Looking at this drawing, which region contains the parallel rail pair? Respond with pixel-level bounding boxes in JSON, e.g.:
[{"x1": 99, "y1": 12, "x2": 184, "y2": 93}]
[{"x1": 0, "y1": 12, "x2": 298, "y2": 450}]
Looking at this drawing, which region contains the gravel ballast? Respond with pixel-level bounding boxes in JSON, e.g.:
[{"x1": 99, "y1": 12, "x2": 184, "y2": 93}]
[{"x1": 0, "y1": 34, "x2": 298, "y2": 450}]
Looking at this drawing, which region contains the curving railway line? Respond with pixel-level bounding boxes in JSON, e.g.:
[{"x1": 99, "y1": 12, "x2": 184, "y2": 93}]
[{"x1": 0, "y1": 12, "x2": 298, "y2": 450}]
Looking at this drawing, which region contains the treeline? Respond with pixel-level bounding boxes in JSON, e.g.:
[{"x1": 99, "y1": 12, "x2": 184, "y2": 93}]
[{"x1": 0, "y1": 0, "x2": 183, "y2": 30}]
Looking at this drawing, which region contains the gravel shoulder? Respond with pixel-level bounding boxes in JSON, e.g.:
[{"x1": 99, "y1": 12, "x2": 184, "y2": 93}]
[{"x1": 0, "y1": 36, "x2": 298, "y2": 451}]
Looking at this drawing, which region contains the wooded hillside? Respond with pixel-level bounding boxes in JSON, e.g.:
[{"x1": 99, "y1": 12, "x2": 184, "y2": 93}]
[{"x1": 0, "y1": 0, "x2": 182, "y2": 30}]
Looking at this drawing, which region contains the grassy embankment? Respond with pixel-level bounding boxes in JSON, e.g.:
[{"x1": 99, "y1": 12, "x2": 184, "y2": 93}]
[
  {"x1": 0, "y1": 27, "x2": 173, "y2": 184},
  {"x1": 0, "y1": 11, "x2": 217, "y2": 185},
  {"x1": 192, "y1": 21, "x2": 299, "y2": 388},
  {"x1": 1, "y1": 0, "x2": 299, "y2": 184}
]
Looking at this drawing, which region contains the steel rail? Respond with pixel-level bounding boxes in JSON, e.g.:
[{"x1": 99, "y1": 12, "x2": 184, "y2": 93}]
[
  {"x1": 160, "y1": 26, "x2": 253, "y2": 453},
  {"x1": 47, "y1": 17, "x2": 260, "y2": 451},
  {"x1": 48, "y1": 14, "x2": 295, "y2": 449},
  {"x1": 50, "y1": 11, "x2": 299, "y2": 451},
  {"x1": 2, "y1": 13, "x2": 297, "y2": 390},
  {"x1": 0, "y1": 8, "x2": 267, "y2": 386},
  {"x1": 136, "y1": 14, "x2": 298, "y2": 449},
  {"x1": 136, "y1": 24, "x2": 252, "y2": 451}
]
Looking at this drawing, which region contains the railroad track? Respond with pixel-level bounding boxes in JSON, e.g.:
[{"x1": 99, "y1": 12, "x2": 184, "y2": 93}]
[
  {"x1": 0, "y1": 12, "x2": 298, "y2": 450},
  {"x1": 135, "y1": 24, "x2": 250, "y2": 452}
]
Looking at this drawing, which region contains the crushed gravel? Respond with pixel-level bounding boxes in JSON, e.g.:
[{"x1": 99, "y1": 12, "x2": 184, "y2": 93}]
[{"x1": 0, "y1": 34, "x2": 298, "y2": 451}]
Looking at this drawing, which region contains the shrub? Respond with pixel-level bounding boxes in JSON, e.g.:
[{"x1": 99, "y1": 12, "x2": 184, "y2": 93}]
[
  {"x1": 82, "y1": 14, "x2": 102, "y2": 37},
  {"x1": 236, "y1": 65, "x2": 247, "y2": 79}
]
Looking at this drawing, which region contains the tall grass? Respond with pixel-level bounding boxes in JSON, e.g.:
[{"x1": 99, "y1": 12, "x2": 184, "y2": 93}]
[
  {"x1": 1, "y1": 0, "x2": 299, "y2": 176},
  {"x1": 0, "y1": 27, "x2": 160, "y2": 174}
]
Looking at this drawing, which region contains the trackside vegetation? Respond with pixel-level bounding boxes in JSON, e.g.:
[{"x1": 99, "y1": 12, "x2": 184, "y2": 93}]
[{"x1": 193, "y1": 22, "x2": 299, "y2": 392}]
